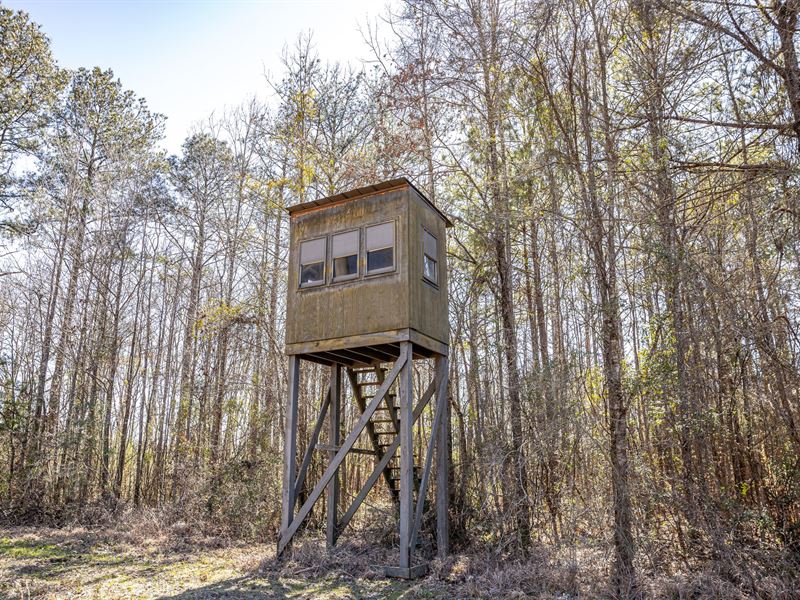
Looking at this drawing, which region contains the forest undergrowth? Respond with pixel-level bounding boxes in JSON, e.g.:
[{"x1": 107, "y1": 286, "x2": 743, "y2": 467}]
[{"x1": 1, "y1": 504, "x2": 797, "y2": 599}]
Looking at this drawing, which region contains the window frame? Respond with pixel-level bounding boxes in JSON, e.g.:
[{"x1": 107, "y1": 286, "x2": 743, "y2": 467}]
[
  {"x1": 422, "y1": 226, "x2": 439, "y2": 287},
  {"x1": 298, "y1": 235, "x2": 327, "y2": 289},
  {"x1": 364, "y1": 220, "x2": 397, "y2": 277},
  {"x1": 330, "y1": 228, "x2": 360, "y2": 283}
]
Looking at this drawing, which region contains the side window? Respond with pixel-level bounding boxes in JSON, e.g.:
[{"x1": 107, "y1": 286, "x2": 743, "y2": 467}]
[
  {"x1": 299, "y1": 237, "x2": 326, "y2": 287},
  {"x1": 365, "y1": 222, "x2": 395, "y2": 274},
  {"x1": 332, "y1": 230, "x2": 359, "y2": 281},
  {"x1": 423, "y1": 228, "x2": 438, "y2": 285}
]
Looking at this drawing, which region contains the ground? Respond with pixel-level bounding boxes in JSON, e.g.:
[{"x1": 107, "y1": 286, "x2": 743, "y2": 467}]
[
  {"x1": 0, "y1": 526, "x2": 437, "y2": 599},
  {"x1": 0, "y1": 524, "x2": 783, "y2": 599}
]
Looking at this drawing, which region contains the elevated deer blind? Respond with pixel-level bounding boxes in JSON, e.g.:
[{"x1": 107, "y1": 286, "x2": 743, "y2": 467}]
[{"x1": 279, "y1": 178, "x2": 452, "y2": 578}]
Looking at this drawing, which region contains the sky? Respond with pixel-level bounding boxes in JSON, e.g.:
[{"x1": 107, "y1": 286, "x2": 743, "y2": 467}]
[{"x1": 7, "y1": 0, "x2": 384, "y2": 153}]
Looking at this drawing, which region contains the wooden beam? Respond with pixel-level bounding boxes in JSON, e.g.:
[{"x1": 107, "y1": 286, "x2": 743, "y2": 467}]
[
  {"x1": 346, "y1": 368, "x2": 397, "y2": 500},
  {"x1": 278, "y1": 355, "x2": 300, "y2": 556},
  {"x1": 436, "y1": 356, "x2": 450, "y2": 557},
  {"x1": 337, "y1": 374, "x2": 440, "y2": 533},
  {"x1": 348, "y1": 345, "x2": 396, "y2": 363},
  {"x1": 277, "y1": 346, "x2": 409, "y2": 554},
  {"x1": 327, "y1": 365, "x2": 341, "y2": 548},
  {"x1": 316, "y1": 444, "x2": 377, "y2": 456},
  {"x1": 297, "y1": 353, "x2": 333, "y2": 367},
  {"x1": 410, "y1": 357, "x2": 448, "y2": 553},
  {"x1": 332, "y1": 347, "x2": 382, "y2": 365},
  {"x1": 398, "y1": 341, "x2": 414, "y2": 570},
  {"x1": 360, "y1": 345, "x2": 397, "y2": 362},
  {"x1": 312, "y1": 351, "x2": 358, "y2": 367},
  {"x1": 286, "y1": 329, "x2": 409, "y2": 356},
  {"x1": 294, "y1": 387, "x2": 330, "y2": 499},
  {"x1": 373, "y1": 366, "x2": 399, "y2": 433}
]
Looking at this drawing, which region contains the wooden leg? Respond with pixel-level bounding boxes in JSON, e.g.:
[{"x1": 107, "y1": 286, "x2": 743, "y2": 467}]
[
  {"x1": 399, "y1": 341, "x2": 414, "y2": 569},
  {"x1": 278, "y1": 348, "x2": 408, "y2": 554},
  {"x1": 327, "y1": 365, "x2": 341, "y2": 548},
  {"x1": 436, "y1": 355, "x2": 450, "y2": 558},
  {"x1": 279, "y1": 355, "x2": 300, "y2": 556}
]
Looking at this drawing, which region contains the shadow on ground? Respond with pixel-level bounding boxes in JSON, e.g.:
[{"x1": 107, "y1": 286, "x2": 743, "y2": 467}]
[{"x1": 154, "y1": 573, "x2": 407, "y2": 599}]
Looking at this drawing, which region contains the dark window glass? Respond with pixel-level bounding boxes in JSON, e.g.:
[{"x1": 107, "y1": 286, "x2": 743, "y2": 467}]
[
  {"x1": 334, "y1": 254, "x2": 358, "y2": 279},
  {"x1": 300, "y1": 261, "x2": 324, "y2": 285},
  {"x1": 423, "y1": 254, "x2": 437, "y2": 283},
  {"x1": 367, "y1": 247, "x2": 393, "y2": 272}
]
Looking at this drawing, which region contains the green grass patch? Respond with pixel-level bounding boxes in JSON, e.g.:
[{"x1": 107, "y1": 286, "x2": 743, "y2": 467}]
[{"x1": 0, "y1": 537, "x2": 70, "y2": 560}]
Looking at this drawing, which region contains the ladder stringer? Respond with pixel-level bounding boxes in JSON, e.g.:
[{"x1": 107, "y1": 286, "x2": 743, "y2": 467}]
[{"x1": 347, "y1": 367, "x2": 399, "y2": 503}]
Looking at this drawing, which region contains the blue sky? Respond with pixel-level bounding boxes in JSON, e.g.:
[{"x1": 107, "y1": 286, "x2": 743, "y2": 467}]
[{"x1": 7, "y1": 0, "x2": 383, "y2": 153}]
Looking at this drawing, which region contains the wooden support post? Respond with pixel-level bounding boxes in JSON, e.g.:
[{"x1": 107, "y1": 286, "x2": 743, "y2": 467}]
[
  {"x1": 277, "y1": 347, "x2": 407, "y2": 554},
  {"x1": 398, "y1": 341, "x2": 414, "y2": 570},
  {"x1": 327, "y1": 364, "x2": 341, "y2": 548},
  {"x1": 279, "y1": 354, "x2": 300, "y2": 556},
  {"x1": 436, "y1": 355, "x2": 450, "y2": 558}
]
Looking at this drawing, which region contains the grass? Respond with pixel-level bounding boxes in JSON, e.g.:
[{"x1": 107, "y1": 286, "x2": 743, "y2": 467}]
[
  {"x1": 1, "y1": 522, "x2": 792, "y2": 599},
  {"x1": 0, "y1": 526, "x2": 421, "y2": 599}
]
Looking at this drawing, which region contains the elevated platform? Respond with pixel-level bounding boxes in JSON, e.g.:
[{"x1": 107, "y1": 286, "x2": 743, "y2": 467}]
[{"x1": 285, "y1": 328, "x2": 448, "y2": 367}]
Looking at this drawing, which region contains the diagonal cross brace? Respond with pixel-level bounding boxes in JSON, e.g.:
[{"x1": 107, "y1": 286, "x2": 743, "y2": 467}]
[
  {"x1": 278, "y1": 345, "x2": 409, "y2": 555},
  {"x1": 410, "y1": 356, "x2": 448, "y2": 552},
  {"x1": 347, "y1": 369, "x2": 397, "y2": 501},
  {"x1": 336, "y1": 369, "x2": 441, "y2": 534},
  {"x1": 294, "y1": 387, "x2": 331, "y2": 499}
]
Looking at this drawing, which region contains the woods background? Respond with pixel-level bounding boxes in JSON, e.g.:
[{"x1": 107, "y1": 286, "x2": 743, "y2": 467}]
[{"x1": 2, "y1": 0, "x2": 799, "y2": 596}]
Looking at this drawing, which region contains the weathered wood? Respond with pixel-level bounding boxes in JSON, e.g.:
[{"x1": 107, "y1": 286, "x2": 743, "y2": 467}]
[
  {"x1": 346, "y1": 368, "x2": 397, "y2": 500},
  {"x1": 373, "y1": 366, "x2": 400, "y2": 434},
  {"x1": 277, "y1": 346, "x2": 408, "y2": 554},
  {"x1": 286, "y1": 181, "x2": 450, "y2": 357},
  {"x1": 337, "y1": 374, "x2": 439, "y2": 533},
  {"x1": 287, "y1": 178, "x2": 452, "y2": 227},
  {"x1": 355, "y1": 345, "x2": 397, "y2": 362},
  {"x1": 278, "y1": 355, "x2": 300, "y2": 556},
  {"x1": 281, "y1": 179, "x2": 452, "y2": 568},
  {"x1": 330, "y1": 347, "x2": 384, "y2": 365},
  {"x1": 384, "y1": 564, "x2": 429, "y2": 579},
  {"x1": 315, "y1": 444, "x2": 377, "y2": 456},
  {"x1": 398, "y1": 341, "x2": 414, "y2": 570},
  {"x1": 327, "y1": 365, "x2": 341, "y2": 548},
  {"x1": 294, "y1": 387, "x2": 330, "y2": 499},
  {"x1": 410, "y1": 356, "x2": 448, "y2": 554},
  {"x1": 296, "y1": 353, "x2": 333, "y2": 367},
  {"x1": 407, "y1": 329, "x2": 449, "y2": 358},
  {"x1": 286, "y1": 330, "x2": 409, "y2": 356},
  {"x1": 286, "y1": 329, "x2": 447, "y2": 360},
  {"x1": 436, "y1": 356, "x2": 450, "y2": 557},
  {"x1": 312, "y1": 351, "x2": 358, "y2": 367}
]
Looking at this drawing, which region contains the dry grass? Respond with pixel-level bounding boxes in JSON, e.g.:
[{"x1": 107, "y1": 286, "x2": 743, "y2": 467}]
[{"x1": 0, "y1": 520, "x2": 797, "y2": 599}]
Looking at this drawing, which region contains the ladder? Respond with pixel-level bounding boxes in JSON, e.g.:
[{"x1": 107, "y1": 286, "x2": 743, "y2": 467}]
[{"x1": 348, "y1": 366, "x2": 422, "y2": 505}]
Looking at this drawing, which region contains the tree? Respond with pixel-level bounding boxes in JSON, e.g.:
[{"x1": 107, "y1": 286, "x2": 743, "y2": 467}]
[{"x1": 0, "y1": 6, "x2": 63, "y2": 226}]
